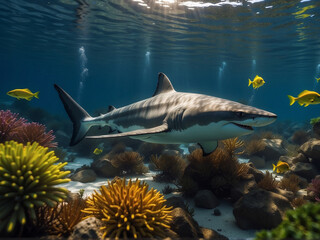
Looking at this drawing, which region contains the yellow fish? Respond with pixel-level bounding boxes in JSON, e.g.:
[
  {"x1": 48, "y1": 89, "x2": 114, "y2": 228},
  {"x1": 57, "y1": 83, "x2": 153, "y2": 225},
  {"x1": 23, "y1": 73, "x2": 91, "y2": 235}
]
[
  {"x1": 93, "y1": 148, "x2": 103, "y2": 155},
  {"x1": 288, "y1": 90, "x2": 320, "y2": 107},
  {"x1": 248, "y1": 75, "x2": 265, "y2": 89},
  {"x1": 315, "y1": 77, "x2": 320, "y2": 83},
  {"x1": 7, "y1": 88, "x2": 39, "y2": 101},
  {"x1": 273, "y1": 161, "x2": 290, "y2": 174}
]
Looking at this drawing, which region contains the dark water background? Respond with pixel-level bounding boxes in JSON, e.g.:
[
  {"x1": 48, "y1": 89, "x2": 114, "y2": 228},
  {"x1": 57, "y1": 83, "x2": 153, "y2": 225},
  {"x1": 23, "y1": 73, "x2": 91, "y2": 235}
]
[{"x1": 1, "y1": 0, "x2": 320, "y2": 124}]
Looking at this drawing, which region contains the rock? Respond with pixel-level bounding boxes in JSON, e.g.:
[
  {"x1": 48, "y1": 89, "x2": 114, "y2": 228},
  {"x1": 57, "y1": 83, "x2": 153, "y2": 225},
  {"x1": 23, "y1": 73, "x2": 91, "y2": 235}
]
[
  {"x1": 312, "y1": 122, "x2": 320, "y2": 138},
  {"x1": 66, "y1": 191, "x2": 81, "y2": 202},
  {"x1": 213, "y1": 209, "x2": 221, "y2": 216},
  {"x1": 299, "y1": 139, "x2": 320, "y2": 169},
  {"x1": 292, "y1": 153, "x2": 309, "y2": 164},
  {"x1": 278, "y1": 155, "x2": 294, "y2": 165},
  {"x1": 91, "y1": 159, "x2": 120, "y2": 177},
  {"x1": 200, "y1": 227, "x2": 228, "y2": 240},
  {"x1": 69, "y1": 217, "x2": 104, "y2": 240},
  {"x1": 71, "y1": 169, "x2": 97, "y2": 183},
  {"x1": 291, "y1": 162, "x2": 318, "y2": 181},
  {"x1": 162, "y1": 149, "x2": 181, "y2": 156},
  {"x1": 166, "y1": 196, "x2": 187, "y2": 210},
  {"x1": 271, "y1": 188, "x2": 294, "y2": 202},
  {"x1": 249, "y1": 156, "x2": 265, "y2": 168},
  {"x1": 170, "y1": 207, "x2": 203, "y2": 238},
  {"x1": 233, "y1": 189, "x2": 293, "y2": 230},
  {"x1": 194, "y1": 190, "x2": 220, "y2": 209},
  {"x1": 247, "y1": 163, "x2": 265, "y2": 183},
  {"x1": 230, "y1": 178, "x2": 257, "y2": 202},
  {"x1": 255, "y1": 138, "x2": 287, "y2": 162}
]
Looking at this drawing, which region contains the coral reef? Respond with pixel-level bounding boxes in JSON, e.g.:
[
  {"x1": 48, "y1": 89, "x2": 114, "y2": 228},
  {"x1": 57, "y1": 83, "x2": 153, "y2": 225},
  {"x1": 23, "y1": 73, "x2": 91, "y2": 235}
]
[
  {"x1": 12, "y1": 122, "x2": 57, "y2": 148},
  {"x1": 307, "y1": 177, "x2": 320, "y2": 202},
  {"x1": 0, "y1": 141, "x2": 70, "y2": 234},
  {"x1": 244, "y1": 138, "x2": 266, "y2": 156},
  {"x1": 180, "y1": 138, "x2": 249, "y2": 197},
  {"x1": 278, "y1": 174, "x2": 301, "y2": 194},
  {"x1": 82, "y1": 178, "x2": 173, "y2": 239},
  {"x1": 151, "y1": 154, "x2": 187, "y2": 182},
  {"x1": 255, "y1": 202, "x2": 320, "y2": 240},
  {"x1": 0, "y1": 110, "x2": 26, "y2": 143},
  {"x1": 257, "y1": 171, "x2": 278, "y2": 191},
  {"x1": 110, "y1": 152, "x2": 148, "y2": 175}
]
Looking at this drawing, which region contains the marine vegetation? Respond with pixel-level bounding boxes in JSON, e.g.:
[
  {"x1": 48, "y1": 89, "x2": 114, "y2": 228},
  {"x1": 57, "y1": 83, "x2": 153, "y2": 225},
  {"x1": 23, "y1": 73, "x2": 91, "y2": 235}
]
[
  {"x1": 137, "y1": 142, "x2": 166, "y2": 162},
  {"x1": 291, "y1": 197, "x2": 307, "y2": 208},
  {"x1": 255, "y1": 202, "x2": 320, "y2": 240},
  {"x1": 111, "y1": 152, "x2": 148, "y2": 175},
  {"x1": 0, "y1": 110, "x2": 26, "y2": 143},
  {"x1": 307, "y1": 177, "x2": 320, "y2": 202},
  {"x1": 12, "y1": 122, "x2": 57, "y2": 148},
  {"x1": 151, "y1": 154, "x2": 187, "y2": 182},
  {"x1": 244, "y1": 138, "x2": 266, "y2": 156},
  {"x1": 257, "y1": 171, "x2": 278, "y2": 191},
  {"x1": 291, "y1": 129, "x2": 310, "y2": 145},
  {"x1": 278, "y1": 174, "x2": 301, "y2": 194},
  {"x1": 0, "y1": 141, "x2": 70, "y2": 234},
  {"x1": 82, "y1": 178, "x2": 173, "y2": 239},
  {"x1": 180, "y1": 138, "x2": 249, "y2": 197},
  {"x1": 310, "y1": 117, "x2": 320, "y2": 125}
]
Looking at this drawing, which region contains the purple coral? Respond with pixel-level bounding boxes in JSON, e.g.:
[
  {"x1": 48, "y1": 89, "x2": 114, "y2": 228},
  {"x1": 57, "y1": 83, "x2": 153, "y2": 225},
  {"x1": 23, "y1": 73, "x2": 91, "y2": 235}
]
[
  {"x1": 12, "y1": 122, "x2": 57, "y2": 148},
  {"x1": 0, "y1": 110, "x2": 26, "y2": 143},
  {"x1": 307, "y1": 178, "x2": 320, "y2": 202}
]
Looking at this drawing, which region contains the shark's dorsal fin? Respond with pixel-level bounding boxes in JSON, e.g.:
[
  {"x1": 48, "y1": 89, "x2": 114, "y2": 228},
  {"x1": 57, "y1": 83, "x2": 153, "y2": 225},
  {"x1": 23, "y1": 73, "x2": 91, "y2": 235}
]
[
  {"x1": 153, "y1": 73, "x2": 175, "y2": 96},
  {"x1": 108, "y1": 105, "x2": 116, "y2": 112}
]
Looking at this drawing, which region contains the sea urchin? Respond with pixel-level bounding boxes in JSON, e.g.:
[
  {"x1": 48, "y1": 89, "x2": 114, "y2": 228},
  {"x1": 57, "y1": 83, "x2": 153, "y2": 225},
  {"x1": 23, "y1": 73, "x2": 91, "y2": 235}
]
[
  {"x1": 82, "y1": 178, "x2": 173, "y2": 239},
  {"x1": 0, "y1": 140, "x2": 70, "y2": 234}
]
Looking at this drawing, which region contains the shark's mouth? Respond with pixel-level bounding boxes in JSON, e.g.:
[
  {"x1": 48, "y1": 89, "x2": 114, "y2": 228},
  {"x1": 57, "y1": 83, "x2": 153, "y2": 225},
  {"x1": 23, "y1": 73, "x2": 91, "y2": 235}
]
[{"x1": 232, "y1": 122, "x2": 253, "y2": 131}]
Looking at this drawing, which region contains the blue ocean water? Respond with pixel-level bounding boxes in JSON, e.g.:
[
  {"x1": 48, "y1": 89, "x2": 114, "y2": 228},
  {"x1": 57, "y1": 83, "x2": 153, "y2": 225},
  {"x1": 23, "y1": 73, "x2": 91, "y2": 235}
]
[{"x1": 1, "y1": 0, "x2": 320, "y2": 124}]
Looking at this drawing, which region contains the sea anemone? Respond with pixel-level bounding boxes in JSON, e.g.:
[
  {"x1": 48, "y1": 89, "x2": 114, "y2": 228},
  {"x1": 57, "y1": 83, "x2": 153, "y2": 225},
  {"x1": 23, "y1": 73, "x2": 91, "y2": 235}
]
[
  {"x1": 82, "y1": 178, "x2": 173, "y2": 239},
  {"x1": 0, "y1": 141, "x2": 70, "y2": 234},
  {"x1": 0, "y1": 110, "x2": 26, "y2": 143},
  {"x1": 12, "y1": 122, "x2": 57, "y2": 148},
  {"x1": 307, "y1": 177, "x2": 320, "y2": 202}
]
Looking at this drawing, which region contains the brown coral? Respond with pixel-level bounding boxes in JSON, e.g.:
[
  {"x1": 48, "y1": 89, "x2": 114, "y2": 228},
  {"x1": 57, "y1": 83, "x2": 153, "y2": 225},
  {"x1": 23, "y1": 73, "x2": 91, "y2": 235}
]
[
  {"x1": 12, "y1": 122, "x2": 57, "y2": 148},
  {"x1": 257, "y1": 171, "x2": 278, "y2": 191},
  {"x1": 82, "y1": 178, "x2": 173, "y2": 239},
  {"x1": 279, "y1": 174, "x2": 301, "y2": 194},
  {"x1": 111, "y1": 152, "x2": 148, "y2": 175},
  {"x1": 151, "y1": 154, "x2": 187, "y2": 182},
  {"x1": 244, "y1": 138, "x2": 266, "y2": 156}
]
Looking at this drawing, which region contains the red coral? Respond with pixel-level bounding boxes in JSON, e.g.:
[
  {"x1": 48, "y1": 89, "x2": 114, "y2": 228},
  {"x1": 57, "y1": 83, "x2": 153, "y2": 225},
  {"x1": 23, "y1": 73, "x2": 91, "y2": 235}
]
[
  {"x1": 307, "y1": 178, "x2": 320, "y2": 202},
  {"x1": 0, "y1": 110, "x2": 26, "y2": 143},
  {"x1": 12, "y1": 122, "x2": 57, "y2": 148}
]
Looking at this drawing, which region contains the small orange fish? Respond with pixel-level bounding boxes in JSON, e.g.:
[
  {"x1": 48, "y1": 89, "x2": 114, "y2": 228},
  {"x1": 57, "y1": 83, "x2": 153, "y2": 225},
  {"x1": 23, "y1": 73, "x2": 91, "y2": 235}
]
[{"x1": 273, "y1": 160, "x2": 290, "y2": 173}]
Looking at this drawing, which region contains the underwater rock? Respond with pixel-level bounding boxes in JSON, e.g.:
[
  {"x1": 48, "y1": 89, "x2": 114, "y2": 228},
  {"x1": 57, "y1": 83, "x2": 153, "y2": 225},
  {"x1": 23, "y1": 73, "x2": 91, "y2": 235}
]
[
  {"x1": 299, "y1": 139, "x2": 320, "y2": 169},
  {"x1": 162, "y1": 149, "x2": 181, "y2": 156},
  {"x1": 291, "y1": 162, "x2": 318, "y2": 181},
  {"x1": 194, "y1": 190, "x2": 220, "y2": 209},
  {"x1": 271, "y1": 188, "x2": 294, "y2": 202},
  {"x1": 91, "y1": 158, "x2": 120, "y2": 177},
  {"x1": 71, "y1": 169, "x2": 97, "y2": 183},
  {"x1": 68, "y1": 217, "x2": 103, "y2": 240},
  {"x1": 292, "y1": 153, "x2": 309, "y2": 164},
  {"x1": 170, "y1": 207, "x2": 203, "y2": 238},
  {"x1": 312, "y1": 122, "x2": 320, "y2": 138},
  {"x1": 166, "y1": 196, "x2": 187, "y2": 211},
  {"x1": 291, "y1": 129, "x2": 311, "y2": 145},
  {"x1": 200, "y1": 227, "x2": 228, "y2": 240},
  {"x1": 233, "y1": 189, "x2": 292, "y2": 230},
  {"x1": 257, "y1": 138, "x2": 287, "y2": 162},
  {"x1": 230, "y1": 177, "x2": 257, "y2": 202},
  {"x1": 247, "y1": 163, "x2": 265, "y2": 183},
  {"x1": 213, "y1": 208, "x2": 221, "y2": 216},
  {"x1": 248, "y1": 156, "x2": 265, "y2": 168}
]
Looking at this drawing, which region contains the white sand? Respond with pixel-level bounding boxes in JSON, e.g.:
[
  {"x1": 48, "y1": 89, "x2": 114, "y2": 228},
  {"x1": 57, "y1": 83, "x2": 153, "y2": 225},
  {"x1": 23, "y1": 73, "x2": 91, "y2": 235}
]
[{"x1": 60, "y1": 157, "x2": 260, "y2": 239}]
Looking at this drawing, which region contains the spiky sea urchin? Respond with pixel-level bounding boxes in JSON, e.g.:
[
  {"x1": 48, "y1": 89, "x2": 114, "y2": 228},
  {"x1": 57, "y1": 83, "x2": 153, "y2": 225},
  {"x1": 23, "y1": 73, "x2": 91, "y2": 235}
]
[
  {"x1": 82, "y1": 178, "x2": 173, "y2": 239},
  {"x1": 0, "y1": 141, "x2": 70, "y2": 234}
]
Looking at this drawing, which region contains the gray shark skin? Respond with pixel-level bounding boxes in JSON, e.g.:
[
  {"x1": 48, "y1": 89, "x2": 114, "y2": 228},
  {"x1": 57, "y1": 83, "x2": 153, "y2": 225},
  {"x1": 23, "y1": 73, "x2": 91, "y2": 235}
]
[{"x1": 54, "y1": 73, "x2": 277, "y2": 155}]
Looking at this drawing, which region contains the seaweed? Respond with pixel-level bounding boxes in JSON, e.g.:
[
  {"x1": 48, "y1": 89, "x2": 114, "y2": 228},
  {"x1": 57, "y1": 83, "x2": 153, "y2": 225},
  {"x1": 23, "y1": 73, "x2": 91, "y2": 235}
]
[
  {"x1": 257, "y1": 171, "x2": 278, "y2": 191},
  {"x1": 110, "y1": 151, "x2": 148, "y2": 175},
  {"x1": 278, "y1": 174, "x2": 301, "y2": 194}
]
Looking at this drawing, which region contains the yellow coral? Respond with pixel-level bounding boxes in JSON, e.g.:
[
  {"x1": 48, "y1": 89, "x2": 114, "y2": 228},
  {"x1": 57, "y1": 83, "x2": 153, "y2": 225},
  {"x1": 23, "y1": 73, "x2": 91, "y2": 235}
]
[
  {"x1": 0, "y1": 141, "x2": 70, "y2": 233},
  {"x1": 82, "y1": 178, "x2": 173, "y2": 239}
]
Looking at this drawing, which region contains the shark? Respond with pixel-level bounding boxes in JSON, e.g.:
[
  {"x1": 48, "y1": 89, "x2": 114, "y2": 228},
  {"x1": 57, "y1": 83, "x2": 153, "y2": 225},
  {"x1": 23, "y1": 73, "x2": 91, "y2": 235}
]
[{"x1": 54, "y1": 73, "x2": 277, "y2": 155}]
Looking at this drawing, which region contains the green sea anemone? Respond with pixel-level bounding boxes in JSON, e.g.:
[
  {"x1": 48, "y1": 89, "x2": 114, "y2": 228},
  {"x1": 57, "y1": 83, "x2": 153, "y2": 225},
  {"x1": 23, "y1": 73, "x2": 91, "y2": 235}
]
[
  {"x1": 0, "y1": 140, "x2": 70, "y2": 234},
  {"x1": 82, "y1": 178, "x2": 173, "y2": 239}
]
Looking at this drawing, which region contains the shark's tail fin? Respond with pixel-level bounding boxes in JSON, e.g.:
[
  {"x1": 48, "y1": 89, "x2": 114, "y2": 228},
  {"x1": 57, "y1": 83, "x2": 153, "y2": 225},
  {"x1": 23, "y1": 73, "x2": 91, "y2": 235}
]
[
  {"x1": 248, "y1": 79, "x2": 252, "y2": 86},
  {"x1": 54, "y1": 84, "x2": 92, "y2": 146},
  {"x1": 288, "y1": 95, "x2": 296, "y2": 106}
]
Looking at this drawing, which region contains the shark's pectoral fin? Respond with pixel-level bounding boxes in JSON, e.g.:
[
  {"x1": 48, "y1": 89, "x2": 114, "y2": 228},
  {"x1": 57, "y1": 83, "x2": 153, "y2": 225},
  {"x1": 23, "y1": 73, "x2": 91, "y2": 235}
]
[
  {"x1": 86, "y1": 123, "x2": 169, "y2": 139},
  {"x1": 198, "y1": 141, "x2": 218, "y2": 156}
]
